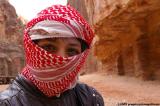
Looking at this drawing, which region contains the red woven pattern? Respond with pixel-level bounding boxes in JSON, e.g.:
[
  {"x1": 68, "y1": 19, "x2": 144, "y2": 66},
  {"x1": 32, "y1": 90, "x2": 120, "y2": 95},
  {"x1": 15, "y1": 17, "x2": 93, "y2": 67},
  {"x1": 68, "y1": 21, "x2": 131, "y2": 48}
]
[{"x1": 21, "y1": 5, "x2": 93, "y2": 97}]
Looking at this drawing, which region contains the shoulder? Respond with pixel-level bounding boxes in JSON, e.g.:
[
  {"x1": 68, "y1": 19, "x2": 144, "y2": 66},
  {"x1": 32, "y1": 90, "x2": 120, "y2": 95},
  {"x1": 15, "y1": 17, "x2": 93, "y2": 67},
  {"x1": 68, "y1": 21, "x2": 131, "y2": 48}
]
[{"x1": 74, "y1": 82, "x2": 104, "y2": 106}]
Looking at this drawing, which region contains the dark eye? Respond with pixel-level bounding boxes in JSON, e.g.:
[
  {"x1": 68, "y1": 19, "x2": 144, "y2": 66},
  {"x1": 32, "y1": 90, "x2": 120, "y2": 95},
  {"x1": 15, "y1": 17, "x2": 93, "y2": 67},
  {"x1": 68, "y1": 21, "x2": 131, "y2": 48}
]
[
  {"x1": 66, "y1": 48, "x2": 80, "y2": 56},
  {"x1": 41, "y1": 45, "x2": 57, "y2": 53}
]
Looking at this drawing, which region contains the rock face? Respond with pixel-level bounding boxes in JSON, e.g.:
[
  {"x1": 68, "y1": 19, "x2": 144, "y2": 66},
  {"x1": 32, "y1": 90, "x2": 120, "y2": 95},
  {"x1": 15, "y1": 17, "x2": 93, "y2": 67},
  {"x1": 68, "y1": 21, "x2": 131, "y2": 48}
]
[
  {"x1": 0, "y1": 0, "x2": 24, "y2": 44},
  {"x1": 68, "y1": 0, "x2": 160, "y2": 81},
  {"x1": 0, "y1": 43, "x2": 24, "y2": 77},
  {"x1": 0, "y1": 0, "x2": 24, "y2": 81}
]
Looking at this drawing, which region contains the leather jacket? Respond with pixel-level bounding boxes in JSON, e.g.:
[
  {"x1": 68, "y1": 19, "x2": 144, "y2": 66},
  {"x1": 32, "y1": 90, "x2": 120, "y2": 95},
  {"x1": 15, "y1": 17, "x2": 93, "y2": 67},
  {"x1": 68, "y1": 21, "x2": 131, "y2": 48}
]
[{"x1": 0, "y1": 75, "x2": 104, "y2": 106}]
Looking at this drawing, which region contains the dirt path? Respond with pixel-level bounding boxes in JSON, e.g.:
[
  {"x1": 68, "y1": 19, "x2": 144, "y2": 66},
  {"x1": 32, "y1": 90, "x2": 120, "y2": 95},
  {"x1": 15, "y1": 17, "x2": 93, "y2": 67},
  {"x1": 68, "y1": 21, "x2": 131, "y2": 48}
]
[
  {"x1": 0, "y1": 73, "x2": 160, "y2": 106},
  {"x1": 80, "y1": 73, "x2": 160, "y2": 106}
]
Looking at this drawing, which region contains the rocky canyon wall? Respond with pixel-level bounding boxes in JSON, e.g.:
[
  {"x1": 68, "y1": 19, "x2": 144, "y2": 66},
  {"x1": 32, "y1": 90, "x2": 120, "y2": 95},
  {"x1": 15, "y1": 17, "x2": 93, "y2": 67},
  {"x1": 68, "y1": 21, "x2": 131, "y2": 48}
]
[
  {"x1": 68, "y1": 0, "x2": 160, "y2": 81},
  {"x1": 0, "y1": 0, "x2": 24, "y2": 79}
]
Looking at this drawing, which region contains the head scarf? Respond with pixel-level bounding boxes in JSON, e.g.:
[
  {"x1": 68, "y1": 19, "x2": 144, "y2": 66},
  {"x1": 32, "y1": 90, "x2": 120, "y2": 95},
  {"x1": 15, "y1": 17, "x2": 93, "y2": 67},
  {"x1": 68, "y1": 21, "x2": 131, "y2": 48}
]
[{"x1": 21, "y1": 4, "x2": 94, "y2": 97}]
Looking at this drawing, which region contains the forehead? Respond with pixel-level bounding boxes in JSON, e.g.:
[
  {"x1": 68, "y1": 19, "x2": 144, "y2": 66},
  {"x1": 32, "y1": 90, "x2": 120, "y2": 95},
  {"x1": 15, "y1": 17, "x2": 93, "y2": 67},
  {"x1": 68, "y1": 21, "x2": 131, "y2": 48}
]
[{"x1": 56, "y1": 38, "x2": 80, "y2": 44}]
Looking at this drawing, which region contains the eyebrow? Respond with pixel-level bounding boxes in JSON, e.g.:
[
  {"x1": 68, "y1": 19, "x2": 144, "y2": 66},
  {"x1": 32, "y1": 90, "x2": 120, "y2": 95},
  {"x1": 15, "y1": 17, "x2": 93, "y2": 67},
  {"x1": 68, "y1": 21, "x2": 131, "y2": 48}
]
[
  {"x1": 68, "y1": 43, "x2": 81, "y2": 47},
  {"x1": 36, "y1": 38, "x2": 81, "y2": 47},
  {"x1": 47, "y1": 38, "x2": 58, "y2": 42},
  {"x1": 47, "y1": 38, "x2": 81, "y2": 47}
]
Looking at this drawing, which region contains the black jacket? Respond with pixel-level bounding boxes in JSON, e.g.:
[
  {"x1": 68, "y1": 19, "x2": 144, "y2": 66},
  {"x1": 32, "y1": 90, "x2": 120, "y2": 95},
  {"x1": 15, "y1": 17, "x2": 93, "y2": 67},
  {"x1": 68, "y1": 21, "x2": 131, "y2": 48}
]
[{"x1": 0, "y1": 75, "x2": 104, "y2": 106}]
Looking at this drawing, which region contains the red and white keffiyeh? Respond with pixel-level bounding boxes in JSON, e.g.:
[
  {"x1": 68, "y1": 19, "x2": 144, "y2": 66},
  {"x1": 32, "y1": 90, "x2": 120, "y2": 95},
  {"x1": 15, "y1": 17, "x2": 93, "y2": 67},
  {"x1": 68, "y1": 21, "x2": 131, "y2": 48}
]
[{"x1": 21, "y1": 5, "x2": 94, "y2": 97}]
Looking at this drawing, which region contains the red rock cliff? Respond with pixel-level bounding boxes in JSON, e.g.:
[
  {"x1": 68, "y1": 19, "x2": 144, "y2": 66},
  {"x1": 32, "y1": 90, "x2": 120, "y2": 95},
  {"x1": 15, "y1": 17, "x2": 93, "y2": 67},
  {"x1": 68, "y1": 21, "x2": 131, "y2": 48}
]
[
  {"x1": 0, "y1": 0, "x2": 24, "y2": 80},
  {"x1": 68, "y1": 0, "x2": 160, "y2": 81}
]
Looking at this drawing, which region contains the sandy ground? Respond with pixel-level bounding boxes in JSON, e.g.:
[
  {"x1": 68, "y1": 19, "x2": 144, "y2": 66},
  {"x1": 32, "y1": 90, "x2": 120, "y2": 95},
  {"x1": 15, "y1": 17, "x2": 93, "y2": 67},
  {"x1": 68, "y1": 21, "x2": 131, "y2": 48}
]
[
  {"x1": 0, "y1": 73, "x2": 160, "y2": 106},
  {"x1": 80, "y1": 73, "x2": 160, "y2": 106}
]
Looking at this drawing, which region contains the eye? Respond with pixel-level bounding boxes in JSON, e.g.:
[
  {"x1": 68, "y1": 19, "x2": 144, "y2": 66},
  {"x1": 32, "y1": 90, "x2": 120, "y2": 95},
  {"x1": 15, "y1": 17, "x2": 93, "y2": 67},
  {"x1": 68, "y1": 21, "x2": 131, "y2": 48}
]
[
  {"x1": 41, "y1": 44, "x2": 57, "y2": 53},
  {"x1": 66, "y1": 48, "x2": 80, "y2": 56}
]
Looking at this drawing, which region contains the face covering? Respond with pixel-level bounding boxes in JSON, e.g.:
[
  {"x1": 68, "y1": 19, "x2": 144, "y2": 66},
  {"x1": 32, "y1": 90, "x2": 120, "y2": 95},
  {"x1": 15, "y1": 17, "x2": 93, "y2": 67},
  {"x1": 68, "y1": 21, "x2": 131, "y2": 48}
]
[{"x1": 21, "y1": 5, "x2": 94, "y2": 97}]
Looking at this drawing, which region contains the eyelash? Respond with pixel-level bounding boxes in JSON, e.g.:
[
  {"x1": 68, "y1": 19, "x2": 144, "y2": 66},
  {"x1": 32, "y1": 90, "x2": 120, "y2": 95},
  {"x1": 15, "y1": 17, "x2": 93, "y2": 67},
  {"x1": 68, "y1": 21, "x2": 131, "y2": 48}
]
[
  {"x1": 41, "y1": 45, "x2": 80, "y2": 56},
  {"x1": 66, "y1": 48, "x2": 80, "y2": 56},
  {"x1": 42, "y1": 45, "x2": 57, "y2": 52}
]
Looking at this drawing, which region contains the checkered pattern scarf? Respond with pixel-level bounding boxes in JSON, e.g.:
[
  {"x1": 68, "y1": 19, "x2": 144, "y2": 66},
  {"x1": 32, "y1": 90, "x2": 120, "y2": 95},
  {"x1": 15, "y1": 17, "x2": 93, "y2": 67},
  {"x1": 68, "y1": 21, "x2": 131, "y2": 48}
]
[{"x1": 21, "y1": 5, "x2": 94, "y2": 97}]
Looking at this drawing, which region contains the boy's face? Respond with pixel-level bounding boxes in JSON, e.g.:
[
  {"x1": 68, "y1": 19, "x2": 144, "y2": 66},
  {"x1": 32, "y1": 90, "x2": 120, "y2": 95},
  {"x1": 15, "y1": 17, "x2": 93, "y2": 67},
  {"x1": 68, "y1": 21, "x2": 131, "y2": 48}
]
[{"x1": 34, "y1": 38, "x2": 81, "y2": 57}]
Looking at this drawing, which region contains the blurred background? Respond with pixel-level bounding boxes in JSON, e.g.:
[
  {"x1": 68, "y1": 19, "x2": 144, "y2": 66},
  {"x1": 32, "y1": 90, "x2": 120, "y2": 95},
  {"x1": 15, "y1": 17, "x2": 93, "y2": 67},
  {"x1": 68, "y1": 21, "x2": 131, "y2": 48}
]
[{"x1": 0, "y1": 0, "x2": 160, "y2": 105}]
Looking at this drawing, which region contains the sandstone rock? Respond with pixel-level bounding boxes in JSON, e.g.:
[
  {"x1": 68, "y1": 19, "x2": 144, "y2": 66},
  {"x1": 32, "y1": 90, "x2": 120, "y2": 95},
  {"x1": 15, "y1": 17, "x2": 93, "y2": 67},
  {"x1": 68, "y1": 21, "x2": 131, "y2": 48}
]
[
  {"x1": 0, "y1": 42, "x2": 24, "y2": 79},
  {"x1": 0, "y1": 0, "x2": 24, "y2": 82},
  {"x1": 68, "y1": 0, "x2": 160, "y2": 81},
  {"x1": 0, "y1": 0, "x2": 24, "y2": 44}
]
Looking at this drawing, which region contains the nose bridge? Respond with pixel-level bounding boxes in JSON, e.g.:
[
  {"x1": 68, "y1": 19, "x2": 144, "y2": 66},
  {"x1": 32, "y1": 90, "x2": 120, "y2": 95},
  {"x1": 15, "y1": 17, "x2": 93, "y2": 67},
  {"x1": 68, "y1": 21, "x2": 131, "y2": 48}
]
[{"x1": 57, "y1": 48, "x2": 66, "y2": 57}]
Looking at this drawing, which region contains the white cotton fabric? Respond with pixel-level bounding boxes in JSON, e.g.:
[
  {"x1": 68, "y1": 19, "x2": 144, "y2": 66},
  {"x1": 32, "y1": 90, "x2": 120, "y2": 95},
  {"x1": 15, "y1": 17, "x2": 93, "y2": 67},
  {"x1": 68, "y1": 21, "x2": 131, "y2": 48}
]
[{"x1": 29, "y1": 20, "x2": 76, "y2": 40}]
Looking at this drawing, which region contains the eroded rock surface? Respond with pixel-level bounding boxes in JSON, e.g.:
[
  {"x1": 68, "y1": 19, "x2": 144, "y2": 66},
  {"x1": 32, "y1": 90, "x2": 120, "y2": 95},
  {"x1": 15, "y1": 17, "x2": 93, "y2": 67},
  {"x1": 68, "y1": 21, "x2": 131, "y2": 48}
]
[
  {"x1": 0, "y1": 0, "x2": 24, "y2": 81},
  {"x1": 68, "y1": 0, "x2": 160, "y2": 80}
]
